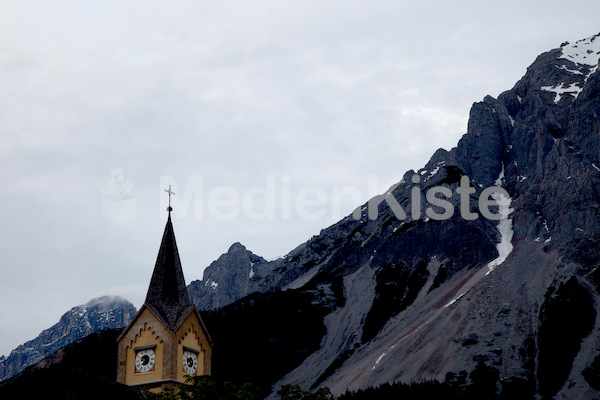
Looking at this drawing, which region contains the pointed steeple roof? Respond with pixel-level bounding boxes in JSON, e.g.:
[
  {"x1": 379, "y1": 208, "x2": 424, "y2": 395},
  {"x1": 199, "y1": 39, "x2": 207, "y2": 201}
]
[{"x1": 144, "y1": 212, "x2": 194, "y2": 331}]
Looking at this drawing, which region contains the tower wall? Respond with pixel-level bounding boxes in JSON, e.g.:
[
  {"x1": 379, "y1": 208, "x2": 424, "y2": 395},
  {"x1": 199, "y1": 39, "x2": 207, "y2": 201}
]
[{"x1": 117, "y1": 305, "x2": 212, "y2": 393}]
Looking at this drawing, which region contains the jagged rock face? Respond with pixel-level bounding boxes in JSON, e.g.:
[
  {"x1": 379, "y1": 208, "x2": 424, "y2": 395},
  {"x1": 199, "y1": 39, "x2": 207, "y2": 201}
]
[
  {"x1": 195, "y1": 33, "x2": 600, "y2": 399},
  {"x1": 188, "y1": 242, "x2": 278, "y2": 310},
  {"x1": 0, "y1": 296, "x2": 136, "y2": 382},
  {"x1": 279, "y1": 34, "x2": 600, "y2": 399}
]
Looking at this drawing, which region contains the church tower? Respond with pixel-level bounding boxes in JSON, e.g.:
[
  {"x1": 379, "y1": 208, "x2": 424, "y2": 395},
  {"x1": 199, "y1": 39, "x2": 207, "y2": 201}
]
[{"x1": 117, "y1": 194, "x2": 212, "y2": 393}]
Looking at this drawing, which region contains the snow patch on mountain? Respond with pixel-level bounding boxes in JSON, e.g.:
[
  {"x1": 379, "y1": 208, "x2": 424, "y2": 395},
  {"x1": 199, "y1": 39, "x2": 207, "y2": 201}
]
[
  {"x1": 560, "y1": 33, "x2": 600, "y2": 67},
  {"x1": 486, "y1": 170, "x2": 514, "y2": 276},
  {"x1": 541, "y1": 82, "x2": 584, "y2": 103}
]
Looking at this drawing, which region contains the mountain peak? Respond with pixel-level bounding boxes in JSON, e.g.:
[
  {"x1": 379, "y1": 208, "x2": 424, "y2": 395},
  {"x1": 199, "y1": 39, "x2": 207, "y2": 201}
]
[
  {"x1": 84, "y1": 295, "x2": 128, "y2": 307},
  {"x1": 520, "y1": 33, "x2": 600, "y2": 105},
  {"x1": 228, "y1": 242, "x2": 247, "y2": 252},
  {"x1": 560, "y1": 32, "x2": 600, "y2": 67},
  {"x1": 188, "y1": 243, "x2": 274, "y2": 310}
]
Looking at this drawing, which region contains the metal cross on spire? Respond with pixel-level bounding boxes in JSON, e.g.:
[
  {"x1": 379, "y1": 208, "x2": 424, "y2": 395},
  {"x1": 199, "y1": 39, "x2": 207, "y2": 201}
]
[{"x1": 165, "y1": 185, "x2": 175, "y2": 212}]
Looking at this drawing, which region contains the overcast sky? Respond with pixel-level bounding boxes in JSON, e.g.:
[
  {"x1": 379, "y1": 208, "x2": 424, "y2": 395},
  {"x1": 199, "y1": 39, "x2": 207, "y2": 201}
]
[{"x1": 1, "y1": 0, "x2": 599, "y2": 357}]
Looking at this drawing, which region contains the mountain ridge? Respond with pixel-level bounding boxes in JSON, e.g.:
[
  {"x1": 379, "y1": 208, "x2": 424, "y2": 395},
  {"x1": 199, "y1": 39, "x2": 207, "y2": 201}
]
[
  {"x1": 0, "y1": 296, "x2": 136, "y2": 382},
  {"x1": 197, "y1": 32, "x2": 600, "y2": 400}
]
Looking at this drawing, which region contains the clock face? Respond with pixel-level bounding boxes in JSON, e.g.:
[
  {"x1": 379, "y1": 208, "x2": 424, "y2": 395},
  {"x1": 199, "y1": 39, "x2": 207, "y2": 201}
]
[
  {"x1": 135, "y1": 348, "x2": 156, "y2": 373},
  {"x1": 183, "y1": 350, "x2": 198, "y2": 375}
]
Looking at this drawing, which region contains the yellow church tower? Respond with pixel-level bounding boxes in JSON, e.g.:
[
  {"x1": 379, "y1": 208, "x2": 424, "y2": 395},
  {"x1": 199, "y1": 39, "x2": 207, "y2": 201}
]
[{"x1": 117, "y1": 192, "x2": 212, "y2": 393}]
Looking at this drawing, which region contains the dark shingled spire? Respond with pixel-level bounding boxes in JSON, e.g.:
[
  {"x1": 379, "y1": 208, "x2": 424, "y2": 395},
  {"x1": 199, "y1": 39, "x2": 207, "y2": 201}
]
[{"x1": 145, "y1": 213, "x2": 194, "y2": 331}]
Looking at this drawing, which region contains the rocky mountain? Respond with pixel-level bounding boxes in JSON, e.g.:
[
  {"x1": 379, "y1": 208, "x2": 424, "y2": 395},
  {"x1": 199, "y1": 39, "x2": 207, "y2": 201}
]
[
  {"x1": 0, "y1": 296, "x2": 136, "y2": 382},
  {"x1": 197, "y1": 33, "x2": 600, "y2": 399},
  {"x1": 188, "y1": 242, "x2": 280, "y2": 310}
]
